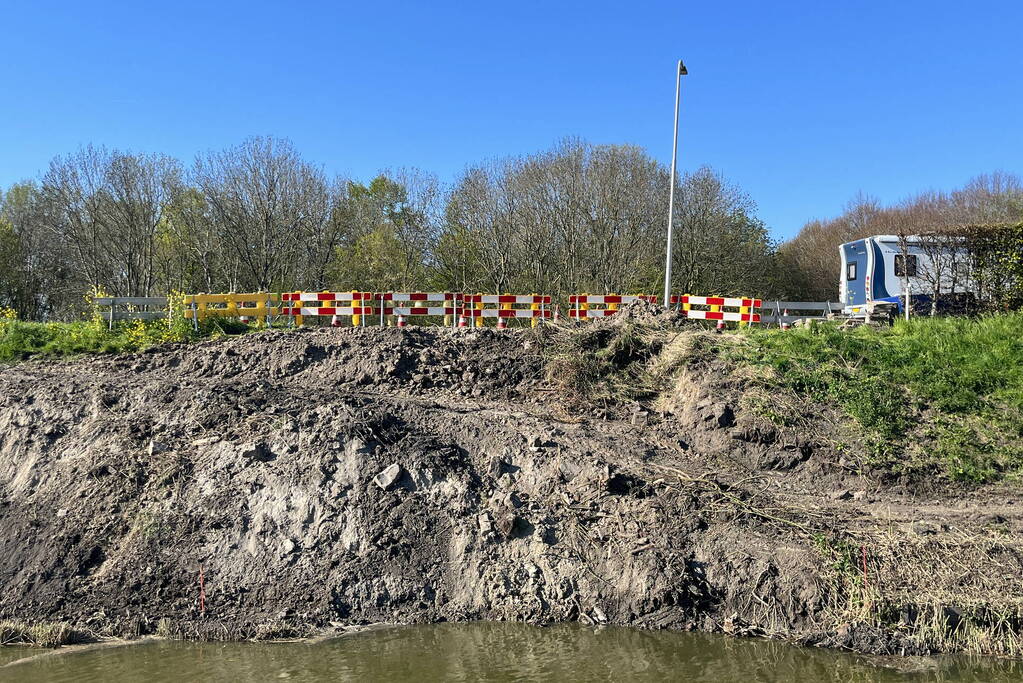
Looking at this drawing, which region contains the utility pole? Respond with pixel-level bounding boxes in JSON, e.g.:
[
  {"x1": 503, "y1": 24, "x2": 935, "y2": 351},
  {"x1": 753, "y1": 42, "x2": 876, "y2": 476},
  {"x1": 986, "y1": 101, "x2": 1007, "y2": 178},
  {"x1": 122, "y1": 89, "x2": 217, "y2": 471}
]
[{"x1": 663, "y1": 59, "x2": 688, "y2": 307}]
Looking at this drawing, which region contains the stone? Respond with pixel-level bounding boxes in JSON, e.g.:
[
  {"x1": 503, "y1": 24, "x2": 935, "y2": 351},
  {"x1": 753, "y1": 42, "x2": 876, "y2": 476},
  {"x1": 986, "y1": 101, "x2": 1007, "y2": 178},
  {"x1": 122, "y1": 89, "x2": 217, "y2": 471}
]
[
  {"x1": 496, "y1": 512, "x2": 517, "y2": 538},
  {"x1": 716, "y1": 405, "x2": 736, "y2": 429},
  {"x1": 488, "y1": 456, "x2": 505, "y2": 479},
  {"x1": 147, "y1": 440, "x2": 170, "y2": 457},
  {"x1": 700, "y1": 403, "x2": 735, "y2": 428},
  {"x1": 239, "y1": 441, "x2": 274, "y2": 462},
  {"x1": 374, "y1": 463, "x2": 403, "y2": 490}
]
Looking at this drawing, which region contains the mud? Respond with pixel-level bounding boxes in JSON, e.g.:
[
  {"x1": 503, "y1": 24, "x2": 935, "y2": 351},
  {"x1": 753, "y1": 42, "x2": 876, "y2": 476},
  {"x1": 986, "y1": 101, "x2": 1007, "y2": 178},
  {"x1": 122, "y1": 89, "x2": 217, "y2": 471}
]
[{"x1": 0, "y1": 323, "x2": 1020, "y2": 655}]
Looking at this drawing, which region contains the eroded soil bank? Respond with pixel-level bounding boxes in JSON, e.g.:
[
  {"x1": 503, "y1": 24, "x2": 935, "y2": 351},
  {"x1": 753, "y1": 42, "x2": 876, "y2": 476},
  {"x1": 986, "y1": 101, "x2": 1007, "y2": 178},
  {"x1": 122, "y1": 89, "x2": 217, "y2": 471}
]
[{"x1": 0, "y1": 322, "x2": 1020, "y2": 656}]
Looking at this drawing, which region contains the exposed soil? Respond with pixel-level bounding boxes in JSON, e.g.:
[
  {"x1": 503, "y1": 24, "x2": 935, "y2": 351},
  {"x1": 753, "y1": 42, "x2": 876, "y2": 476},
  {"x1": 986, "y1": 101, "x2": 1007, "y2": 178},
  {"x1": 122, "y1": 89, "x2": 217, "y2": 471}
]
[{"x1": 0, "y1": 318, "x2": 1021, "y2": 656}]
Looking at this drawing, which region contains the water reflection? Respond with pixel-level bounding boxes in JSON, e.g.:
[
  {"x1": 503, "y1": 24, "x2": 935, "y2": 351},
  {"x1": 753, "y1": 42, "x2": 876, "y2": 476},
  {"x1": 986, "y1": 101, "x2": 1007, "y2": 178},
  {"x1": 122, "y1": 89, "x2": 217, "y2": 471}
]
[{"x1": 2, "y1": 622, "x2": 1021, "y2": 682}]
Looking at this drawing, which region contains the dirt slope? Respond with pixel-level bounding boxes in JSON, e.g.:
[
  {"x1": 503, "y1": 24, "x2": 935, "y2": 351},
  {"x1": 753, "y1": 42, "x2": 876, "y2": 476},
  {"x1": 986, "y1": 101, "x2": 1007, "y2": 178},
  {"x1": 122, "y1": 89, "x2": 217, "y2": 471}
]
[{"x1": 0, "y1": 324, "x2": 1020, "y2": 655}]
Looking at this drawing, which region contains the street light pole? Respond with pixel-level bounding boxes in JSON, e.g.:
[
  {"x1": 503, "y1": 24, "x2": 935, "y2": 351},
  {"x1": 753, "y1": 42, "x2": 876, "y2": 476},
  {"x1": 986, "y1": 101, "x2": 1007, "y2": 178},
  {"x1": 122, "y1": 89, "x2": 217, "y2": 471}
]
[{"x1": 663, "y1": 59, "x2": 687, "y2": 307}]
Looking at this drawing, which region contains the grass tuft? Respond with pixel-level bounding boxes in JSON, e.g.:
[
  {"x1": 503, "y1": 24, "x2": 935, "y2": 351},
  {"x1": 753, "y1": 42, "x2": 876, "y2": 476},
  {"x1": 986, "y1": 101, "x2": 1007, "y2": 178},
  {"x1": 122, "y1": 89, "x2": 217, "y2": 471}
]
[{"x1": 0, "y1": 620, "x2": 86, "y2": 648}]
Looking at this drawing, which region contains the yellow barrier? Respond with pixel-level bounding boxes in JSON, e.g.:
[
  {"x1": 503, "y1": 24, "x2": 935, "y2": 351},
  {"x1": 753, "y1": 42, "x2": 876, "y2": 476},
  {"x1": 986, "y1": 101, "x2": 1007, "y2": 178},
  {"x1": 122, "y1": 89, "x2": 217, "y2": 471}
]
[{"x1": 184, "y1": 293, "x2": 282, "y2": 321}]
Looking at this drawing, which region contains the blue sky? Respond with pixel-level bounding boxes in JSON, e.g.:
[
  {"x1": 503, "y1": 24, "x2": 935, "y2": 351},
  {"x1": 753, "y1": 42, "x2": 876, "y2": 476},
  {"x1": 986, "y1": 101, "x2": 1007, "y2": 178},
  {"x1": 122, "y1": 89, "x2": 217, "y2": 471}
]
[{"x1": 3, "y1": 0, "x2": 1021, "y2": 239}]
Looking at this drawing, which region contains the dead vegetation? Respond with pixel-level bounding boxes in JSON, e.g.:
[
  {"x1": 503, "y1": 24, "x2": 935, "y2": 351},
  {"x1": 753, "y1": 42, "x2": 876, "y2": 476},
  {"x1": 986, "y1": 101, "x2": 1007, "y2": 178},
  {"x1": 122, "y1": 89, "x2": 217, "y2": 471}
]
[
  {"x1": 810, "y1": 526, "x2": 1023, "y2": 656},
  {"x1": 0, "y1": 621, "x2": 88, "y2": 648}
]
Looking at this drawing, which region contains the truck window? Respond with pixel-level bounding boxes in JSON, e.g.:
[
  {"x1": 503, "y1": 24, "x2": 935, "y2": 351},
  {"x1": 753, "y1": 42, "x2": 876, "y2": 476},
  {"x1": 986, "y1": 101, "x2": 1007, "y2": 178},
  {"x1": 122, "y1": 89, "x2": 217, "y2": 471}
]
[
  {"x1": 895, "y1": 254, "x2": 917, "y2": 277},
  {"x1": 846, "y1": 262, "x2": 857, "y2": 281}
]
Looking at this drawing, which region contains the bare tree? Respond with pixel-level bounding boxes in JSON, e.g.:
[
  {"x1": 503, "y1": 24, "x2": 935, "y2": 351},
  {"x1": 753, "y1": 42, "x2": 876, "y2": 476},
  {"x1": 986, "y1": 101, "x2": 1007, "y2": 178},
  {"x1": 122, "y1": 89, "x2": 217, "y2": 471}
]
[
  {"x1": 445, "y1": 164, "x2": 522, "y2": 294},
  {"x1": 193, "y1": 136, "x2": 330, "y2": 292},
  {"x1": 0, "y1": 182, "x2": 58, "y2": 317},
  {"x1": 670, "y1": 167, "x2": 774, "y2": 296},
  {"x1": 40, "y1": 146, "x2": 180, "y2": 298}
]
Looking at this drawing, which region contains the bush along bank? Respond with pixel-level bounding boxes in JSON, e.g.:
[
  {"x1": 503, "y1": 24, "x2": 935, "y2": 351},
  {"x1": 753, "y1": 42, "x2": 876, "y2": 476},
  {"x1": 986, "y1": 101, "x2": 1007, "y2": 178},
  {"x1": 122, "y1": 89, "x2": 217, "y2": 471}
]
[
  {"x1": 0, "y1": 310, "x2": 1021, "y2": 656},
  {"x1": 0, "y1": 307, "x2": 261, "y2": 362}
]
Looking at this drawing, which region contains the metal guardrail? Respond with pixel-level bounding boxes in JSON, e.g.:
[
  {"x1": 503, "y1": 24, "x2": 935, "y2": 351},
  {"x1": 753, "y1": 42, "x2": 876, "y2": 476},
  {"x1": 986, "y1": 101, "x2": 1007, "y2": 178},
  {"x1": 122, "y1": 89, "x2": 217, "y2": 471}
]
[
  {"x1": 93, "y1": 297, "x2": 169, "y2": 328},
  {"x1": 758, "y1": 301, "x2": 841, "y2": 325}
]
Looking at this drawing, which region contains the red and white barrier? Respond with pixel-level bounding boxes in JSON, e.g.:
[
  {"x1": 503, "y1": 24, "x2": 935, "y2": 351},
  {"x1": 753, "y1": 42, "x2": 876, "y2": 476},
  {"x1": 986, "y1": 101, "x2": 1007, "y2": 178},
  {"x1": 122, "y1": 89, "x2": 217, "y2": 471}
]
[
  {"x1": 460, "y1": 294, "x2": 552, "y2": 327},
  {"x1": 568, "y1": 294, "x2": 658, "y2": 318},
  {"x1": 672, "y1": 295, "x2": 761, "y2": 309},
  {"x1": 277, "y1": 291, "x2": 552, "y2": 328},
  {"x1": 683, "y1": 309, "x2": 761, "y2": 322},
  {"x1": 463, "y1": 294, "x2": 551, "y2": 305},
  {"x1": 283, "y1": 292, "x2": 376, "y2": 302},
  {"x1": 674, "y1": 295, "x2": 762, "y2": 324},
  {"x1": 380, "y1": 292, "x2": 461, "y2": 317},
  {"x1": 283, "y1": 306, "x2": 376, "y2": 316},
  {"x1": 566, "y1": 293, "x2": 763, "y2": 325},
  {"x1": 569, "y1": 295, "x2": 658, "y2": 305},
  {"x1": 280, "y1": 292, "x2": 377, "y2": 318}
]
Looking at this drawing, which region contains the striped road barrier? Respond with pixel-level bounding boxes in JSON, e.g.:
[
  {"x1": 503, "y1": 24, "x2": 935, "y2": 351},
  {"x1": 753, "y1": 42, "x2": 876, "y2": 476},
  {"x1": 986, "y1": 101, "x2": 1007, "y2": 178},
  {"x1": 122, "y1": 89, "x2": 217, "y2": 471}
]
[
  {"x1": 379, "y1": 292, "x2": 462, "y2": 327},
  {"x1": 568, "y1": 294, "x2": 659, "y2": 318},
  {"x1": 280, "y1": 292, "x2": 377, "y2": 326},
  {"x1": 461, "y1": 294, "x2": 552, "y2": 328},
  {"x1": 674, "y1": 295, "x2": 762, "y2": 324}
]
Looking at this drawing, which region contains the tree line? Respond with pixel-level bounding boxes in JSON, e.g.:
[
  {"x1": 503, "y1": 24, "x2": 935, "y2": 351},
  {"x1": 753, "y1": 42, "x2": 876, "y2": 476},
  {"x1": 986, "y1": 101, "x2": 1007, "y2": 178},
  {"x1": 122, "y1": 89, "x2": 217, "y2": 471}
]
[
  {"x1": 0, "y1": 135, "x2": 1020, "y2": 320},
  {"x1": 778, "y1": 173, "x2": 1023, "y2": 303}
]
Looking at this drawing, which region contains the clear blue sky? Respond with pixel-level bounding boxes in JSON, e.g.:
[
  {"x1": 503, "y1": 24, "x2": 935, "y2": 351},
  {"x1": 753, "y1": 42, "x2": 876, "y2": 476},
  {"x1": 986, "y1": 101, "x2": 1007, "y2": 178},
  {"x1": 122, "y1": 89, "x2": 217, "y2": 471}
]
[{"x1": 3, "y1": 0, "x2": 1021, "y2": 239}]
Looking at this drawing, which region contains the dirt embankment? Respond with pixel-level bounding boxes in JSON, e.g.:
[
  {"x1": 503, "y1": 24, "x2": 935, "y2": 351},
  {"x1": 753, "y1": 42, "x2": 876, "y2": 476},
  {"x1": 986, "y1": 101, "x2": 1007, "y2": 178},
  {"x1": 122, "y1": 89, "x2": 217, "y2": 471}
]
[{"x1": 0, "y1": 317, "x2": 1021, "y2": 656}]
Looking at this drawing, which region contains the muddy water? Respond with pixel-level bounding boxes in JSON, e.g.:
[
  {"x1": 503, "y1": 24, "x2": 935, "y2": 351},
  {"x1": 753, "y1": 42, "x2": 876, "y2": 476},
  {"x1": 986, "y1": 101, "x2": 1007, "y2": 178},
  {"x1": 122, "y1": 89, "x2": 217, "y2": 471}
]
[{"x1": 2, "y1": 623, "x2": 1021, "y2": 682}]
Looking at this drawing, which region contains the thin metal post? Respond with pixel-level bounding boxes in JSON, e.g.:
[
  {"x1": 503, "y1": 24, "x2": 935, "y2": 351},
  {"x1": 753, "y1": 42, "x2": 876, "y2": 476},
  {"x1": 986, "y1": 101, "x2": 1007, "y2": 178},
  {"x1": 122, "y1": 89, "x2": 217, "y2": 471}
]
[{"x1": 663, "y1": 59, "x2": 687, "y2": 307}]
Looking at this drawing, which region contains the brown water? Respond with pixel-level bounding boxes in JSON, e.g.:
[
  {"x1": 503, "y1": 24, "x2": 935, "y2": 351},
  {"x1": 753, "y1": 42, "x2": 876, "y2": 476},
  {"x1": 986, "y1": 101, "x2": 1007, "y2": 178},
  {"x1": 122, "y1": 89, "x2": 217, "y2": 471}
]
[{"x1": 1, "y1": 623, "x2": 1021, "y2": 682}]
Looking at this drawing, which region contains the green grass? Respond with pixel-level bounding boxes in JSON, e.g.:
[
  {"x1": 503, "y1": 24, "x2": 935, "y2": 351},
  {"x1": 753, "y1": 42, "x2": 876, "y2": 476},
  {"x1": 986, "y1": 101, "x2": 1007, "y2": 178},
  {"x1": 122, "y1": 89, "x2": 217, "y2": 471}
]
[
  {"x1": 731, "y1": 313, "x2": 1023, "y2": 483},
  {"x1": 0, "y1": 315, "x2": 255, "y2": 362}
]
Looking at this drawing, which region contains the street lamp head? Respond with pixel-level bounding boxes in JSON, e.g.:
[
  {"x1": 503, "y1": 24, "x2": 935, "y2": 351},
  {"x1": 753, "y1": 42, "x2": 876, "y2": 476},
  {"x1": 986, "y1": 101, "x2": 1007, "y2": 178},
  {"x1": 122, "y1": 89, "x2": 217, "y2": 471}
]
[{"x1": 678, "y1": 60, "x2": 688, "y2": 76}]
